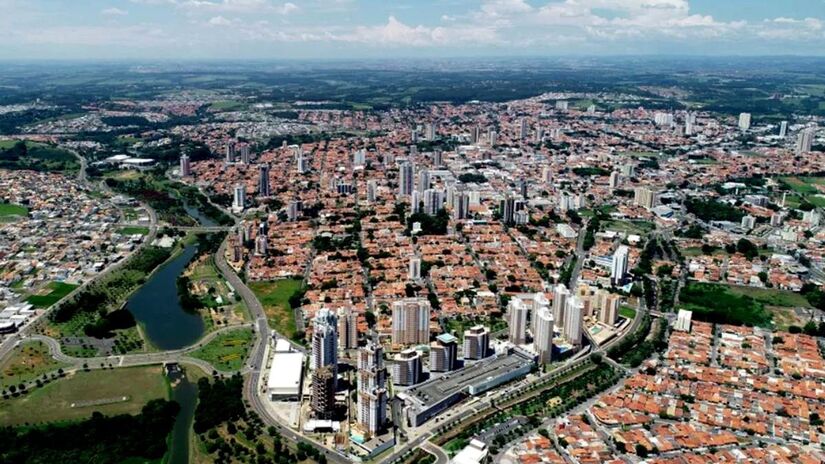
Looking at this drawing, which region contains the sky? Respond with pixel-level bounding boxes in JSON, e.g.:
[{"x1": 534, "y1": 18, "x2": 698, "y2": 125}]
[{"x1": 0, "y1": 0, "x2": 824, "y2": 60}]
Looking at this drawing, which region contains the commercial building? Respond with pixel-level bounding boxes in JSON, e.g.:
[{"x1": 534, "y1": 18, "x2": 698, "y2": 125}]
[
  {"x1": 391, "y1": 298, "x2": 431, "y2": 346},
  {"x1": 266, "y1": 338, "x2": 305, "y2": 401},
  {"x1": 398, "y1": 349, "x2": 535, "y2": 427}
]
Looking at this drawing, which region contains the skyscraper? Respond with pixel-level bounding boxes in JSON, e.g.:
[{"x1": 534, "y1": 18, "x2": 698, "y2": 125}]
[
  {"x1": 239, "y1": 144, "x2": 250, "y2": 164},
  {"x1": 337, "y1": 307, "x2": 359, "y2": 351},
  {"x1": 258, "y1": 164, "x2": 271, "y2": 197},
  {"x1": 463, "y1": 325, "x2": 490, "y2": 361},
  {"x1": 433, "y1": 149, "x2": 443, "y2": 168},
  {"x1": 430, "y1": 333, "x2": 458, "y2": 372},
  {"x1": 232, "y1": 184, "x2": 246, "y2": 211},
  {"x1": 552, "y1": 285, "x2": 569, "y2": 328},
  {"x1": 633, "y1": 187, "x2": 657, "y2": 209},
  {"x1": 225, "y1": 142, "x2": 236, "y2": 163},
  {"x1": 533, "y1": 306, "x2": 554, "y2": 364},
  {"x1": 367, "y1": 180, "x2": 377, "y2": 203},
  {"x1": 357, "y1": 342, "x2": 388, "y2": 436},
  {"x1": 391, "y1": 298, "x2": 430, "y2": 346},
  {"x1": 508, "y1": 297, "x2": 529, "y2": 345},
  {"x1": 797, "y1": 128, "x2": 815, "y2": 155},
  {"x1": 519, "y1": 117, "x2": 528, "y2": 140},
  {"x1": 399, "y1": 162, "x2": 414, "y2": 197},
  {"x1": 502, "y1": 194, "x2": 515, "y2": 225},
  {"x1": 179, "y1": 154, "x2": 191, "y2": 177},
  {"x1": 311, "y1": 366, "x2": 336, "y2": 420},
  {"x1": 609, "y1": 171, "x2": 620, "y2": 189},
  {"x1": 409, "y1": 256, "x2": 421, "y2": 281},
  {"x1": 418, "y1": 169, "x2": 431, "y2": 193},
  {"x1": 563, "y1": 296, "x2": 584, "y2": 347},
  {"x1": 454, "y1": 190, "x2": 470, "y2": 220},
  {"x1": 611, "y1": 245, "x2": 629, "y2": 286},
  {"x1": 779, "y1": 120, "x2": 788, "y2": 138},
  {"x1": 391, "y1": 349, "x2": 422, "y2": 386},
  {"x1": 311, "y1": 308, "x2": 338, "y2": 377},
  {"x1": 738, "y1": 112, "x2": 751, "y2": 131}
]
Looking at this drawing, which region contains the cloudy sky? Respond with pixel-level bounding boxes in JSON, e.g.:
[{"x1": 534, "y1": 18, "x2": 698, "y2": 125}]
[{"x1": 1, "y1": 0, "x2": 824, "y2": 59}]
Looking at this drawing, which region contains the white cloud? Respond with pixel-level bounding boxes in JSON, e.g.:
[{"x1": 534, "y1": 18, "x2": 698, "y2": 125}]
[
  {"x1": 101, "y1": 7, "x2": 129, "y2": 17},
  {"x1": 335, "y1": 16, "x2": 499, "y2": 47},
  {"x1": 207, "y1": 15, "x2": 233, "y2": 26}
]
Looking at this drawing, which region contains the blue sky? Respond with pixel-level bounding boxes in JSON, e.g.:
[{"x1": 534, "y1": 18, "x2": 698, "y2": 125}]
[{"x1": 1, "y1": 0, "x2": 824, "y2": 59}]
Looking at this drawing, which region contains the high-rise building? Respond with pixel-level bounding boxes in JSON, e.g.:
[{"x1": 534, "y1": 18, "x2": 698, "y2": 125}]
[
  {"x1": 423, "y1": 189, "x2": 443, "y2": 215},
  {"x1": 741, "y1": 215, "x2": 756, "y2": 230},
  {"x1": 258, "y1": 164, "x2": 271, "y2": 197},
  {"x1": 409, "y1": 256, "x2": 421, "y2": 281},
  {"x1": 533, "y1": 306, "x2": 554, "y2": 364},
  {"x1": 470, "y1": 126, "x2": 480, "y2": 145},
  {"x1": 287, "y1": 200, "x2": 300, "y2": 221},
  {"x1": 418, "y1": 170, "x2": 431, "y2": 193},
  {"x1": 430, "y1": 333, "x2": 458, "y2": 372},
  {"x1": 337, "y1": 307, "x2": 359, "y2": 350},
  {"x1": 357, "y1": 342, "x2": 388, "y2": 436},
  {"x1": 254, "y1": 235, "x2": 268, "y2": 256},
  {"x1": 179, "y1": 154, "x2": 191, "y2": 177},
  {"x1": 738, "y1": 112, "x2": 751, "y2": 131},
  {"x1": 502, "y1": 194, "x2": 515, "y2": 225},
  {"x1": 488, "y1": 129, "x2": 497, "y2": 147},
  {"x1": 633, "y1": 187, "x2": 657, "y2": 209},
  {"x1": 797, "y1": 128, "x2": 815, "y2": 155},
  {"x1": 779, "y1": 121, "x2": 788, "y2": 138},
  {"x1": 367, "y1": 180, "x2": 377, "y2": 203},
  {"x1": 433, "y1": 149, "x2": 443, "y2": 168},
  {"x1": 594, "y1": 289, "x2": 620, "y2": 326},
  {"x1": 611, "y1": 245, "x2": 629, "y2": 286},
  {"x1": 391, "y1": 349, "x2": 422, "y2": 386},
  {"x1": 225, "y1": 142, "x2": 236, "y2": 163},
  {"x1": 552, "y1": 284, "x2": 570, "y2": 328},
  {"x1": 519, "y1": 118, "x2": 528, "y2": 140},
  {"x1": 426, "y1": 122, "x2": 437, "y2": 141},
  {"x1": 232, "y1": 184, "x2": 246, "y2": 211},
  {"x1": 399, "y1": 162, "x2": 414, "y2": 197},
  {"x1": 353, "y1": 149, "x2": 366, "y2": 167},
  {"x1": 463, "y1": 325, "x2": 489, "y2": 360},
  {"x1": 239, "y1": 144, "x2": 251, "y2": 164},
  {"x1": 311, "y1": 308, "x2": 338, "y2": 378},
  {"x1": 609, "y1": 171, "x2": 620, "y2": 189},
  {"x1": 454, "y1": 190, "x2": 470, "y2": 220},
  {"x1": 391, "y1": 298, "x2": 430, "y2": 346},
  {"x1": 508, "y1": 297, "x2": 529, "y2": 345},
  {"x1": 311, "y1": 366, "x2": 336, "y2": 420},
  {"x1": 563, "y1": 296, "x2": 584, "y2": 347}
]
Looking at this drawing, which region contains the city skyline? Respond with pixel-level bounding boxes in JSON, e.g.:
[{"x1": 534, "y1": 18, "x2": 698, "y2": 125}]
[{"x1": 1, "y1": 0, "x2": 824, "y2": 59}]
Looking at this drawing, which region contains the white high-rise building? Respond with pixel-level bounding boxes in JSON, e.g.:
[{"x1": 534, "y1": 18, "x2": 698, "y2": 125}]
[
  {"x1": 779, "y1": 121, "x2": 788, "y2": 138},
  {"x1": 232, "y1": 184, "x2": 246, "y2": 211},
  {"x1": 454, "y1": 191, "x2": 470, "y2": 220},
  {"x1": 463, "y1": 325, "x2": 490, "y2": 360},
  {"x1": 508, "y1": 297, "x2": 529, "y2": 345},
  {"x1": 797, "y1": 128, "x2": 815, "y2": 155},
  {"x1": 563, "y1": 296, "x2": 584, "y2": 347},
  {"x1": 357, "y1": 343, "x2": 388, "y2": 436},
  {"x1": 533, "y1": 306, "x2": 554, "y2": 364},
  {"x1": 409, "y1": 256, "x2": 421, "y2": 281},
  {"x1": 391, "y1": 349, "x2": 421, "y2": 386},
  {"x1": 738, "y1": 112, "x2": 751, "y2": 131},
  {"x1": 399, "y1": 162, "x2": 414, "y2": 197},
  {"x1": 353, "y1": 149, "x2": 366, "y2": 167},
  {"x1": 430, "y1": 333, "x2": 458, "y2": 372},
  {"x1": 552, "y1": 285, "x2": 570, "y2": 329},
  {"x1": 418, "y1": 169, "x2": 431, "y2": 193},
  {"x1": 391, "y1": 299, "x2": 430, "y2": 346},
  {"x1": 179, "y1": 154, "x2": 191, "y2": 177},
  {"x1": 634, "y1": 187, "x2": 657, "y2": 209},
  {"x1": 609, "y1": 171, "x2": 620, "y2": 189},
  {"x1": 741, "y1": 215, "x2": 756, "y2": 230},
  {"x1": 239, "y1": 144, "x2": 250, "y2": 164},
  {"x1": 311, "y1": 308, "x2": 339, "y2": 379},
  {"x1": 225, "y1": 142, "x2": 236, "y2": 163},
  {"x1": 367, "y1": 180, "x2": 377, "y2": 203},
  {"x1": 611, "y1": 245, "x2": 629, "y2": 286},
  {"x1": 488, "y1": 129, "x2": 498, "y2": 147}
]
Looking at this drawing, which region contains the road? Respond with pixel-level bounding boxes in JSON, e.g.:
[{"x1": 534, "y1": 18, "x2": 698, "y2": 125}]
[
  {"x1": 569, "y1": 220, "x2": 588, "y2": 288},
  {"x1": 421, "y1": 441, "x2": 449, "y2": 464}
]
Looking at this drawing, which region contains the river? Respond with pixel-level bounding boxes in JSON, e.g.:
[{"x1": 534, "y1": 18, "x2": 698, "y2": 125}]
[
  {"x1": 126, "y1": 244, "x2": 205, "y2": 350},
  {"x1": 166, "y1": 366, "x2": 199, "y2": 464},
  {"x1": 182, "y1": 198, "x2": 218, "y2": 227}
]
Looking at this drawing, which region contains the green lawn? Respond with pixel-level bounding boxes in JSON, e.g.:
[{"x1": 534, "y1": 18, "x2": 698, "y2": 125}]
[
  {"x1": 0, "y1": 203, "x2": 28, "y2": 218},
  {"x1": 679, "y1": 282, "x2": 784, "y2": 327},
  {"x1": 619, "y1": 306, "x2": 637, "y2": 319},
  {"x1": 248, "y1": 279, "x2": 303, "y2": 340},
  {"x1": 602, "y1": 220, "x2": 655, "y2": 235},
  {"x1": 0, "y1": 341, "x2": 69, "y2": 389},
  {"x1": 26, "y1": 281, "x2": 79, "y2": 308},
  {"x1": 0, "y1": 366, "x2": 168, "y2": 426},
  {"x1": 117, "y1": 226, "x2": 150, "y2": 236},
  {"x1": 190, "y1": 327, "x2": 253, "y2": 372}
]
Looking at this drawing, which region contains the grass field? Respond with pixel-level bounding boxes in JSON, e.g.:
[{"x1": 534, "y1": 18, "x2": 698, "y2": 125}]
[
  {"x1": 118, "y1": 226, "x2": 150, "y2": 236},
  {"x1": 0, "y1": 341, "x2": 68, "y2": 389},
  {"x1": 248, "y1": 279, "x2": 303, "y2": 339},
  {"x1": 619, "y1": 306, "x2": 637, "y2": 319},
  {"x1": 602, "y1": 220, "x2": 655, "y2": 235},
  {"x1": 190, "y1": 327, "x2": 253, "y2": 372},
  {"x1": 0, "y1": 203, "x2": 28, "y2": 218},
  {"x1": 679, "y1": 282, "x2": 809, "y2": 327},
  {"x1": 26, "y1": 281, "x2": 79, "y2": 308},
  {"x1": 0, "y1": 365, "x2": 168, "y2": 426}
]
